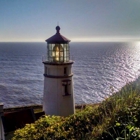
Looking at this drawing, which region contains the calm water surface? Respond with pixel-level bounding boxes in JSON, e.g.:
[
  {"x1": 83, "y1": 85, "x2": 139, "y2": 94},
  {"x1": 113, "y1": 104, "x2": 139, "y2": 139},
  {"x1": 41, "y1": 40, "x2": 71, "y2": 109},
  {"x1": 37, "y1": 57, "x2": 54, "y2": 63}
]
[{"x1": 0, "y1": 42, "x2": 140, "y2": 108}]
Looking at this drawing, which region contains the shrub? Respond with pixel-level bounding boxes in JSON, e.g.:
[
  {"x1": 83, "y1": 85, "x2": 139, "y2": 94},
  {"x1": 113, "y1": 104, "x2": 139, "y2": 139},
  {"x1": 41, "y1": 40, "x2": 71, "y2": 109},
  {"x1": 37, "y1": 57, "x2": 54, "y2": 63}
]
[
  {"x1": 12, "y1": 79, "x2": 140, "y2": 140},
  {"x1": 12, "y1": 115, "x2": 62, "y2": 140}
]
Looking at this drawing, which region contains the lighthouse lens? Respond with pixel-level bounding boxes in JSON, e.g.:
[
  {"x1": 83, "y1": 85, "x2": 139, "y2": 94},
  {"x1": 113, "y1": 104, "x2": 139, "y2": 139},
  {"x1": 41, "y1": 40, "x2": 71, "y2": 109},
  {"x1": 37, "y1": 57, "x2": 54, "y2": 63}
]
[{"x1": 53, "y1": 44, "x2": 64, "y2": 62}]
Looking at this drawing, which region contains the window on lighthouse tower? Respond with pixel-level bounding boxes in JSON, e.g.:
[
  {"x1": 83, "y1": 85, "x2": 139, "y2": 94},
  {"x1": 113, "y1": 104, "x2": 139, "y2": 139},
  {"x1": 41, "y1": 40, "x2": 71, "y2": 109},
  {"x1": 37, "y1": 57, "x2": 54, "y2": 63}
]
[
  {"x1": 64, "y1": 67, "x2": 67, "y2": 75},
  {"x1": 62, "y1": 79, "x2": 71, "y2": 96}
]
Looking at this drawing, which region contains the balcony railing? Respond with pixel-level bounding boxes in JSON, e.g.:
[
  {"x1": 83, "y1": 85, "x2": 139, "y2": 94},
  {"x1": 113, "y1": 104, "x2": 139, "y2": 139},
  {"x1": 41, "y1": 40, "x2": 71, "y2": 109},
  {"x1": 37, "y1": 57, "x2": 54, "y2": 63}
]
[{"x1": 42, "y1": 55, "x2": 74, "y2": 63}]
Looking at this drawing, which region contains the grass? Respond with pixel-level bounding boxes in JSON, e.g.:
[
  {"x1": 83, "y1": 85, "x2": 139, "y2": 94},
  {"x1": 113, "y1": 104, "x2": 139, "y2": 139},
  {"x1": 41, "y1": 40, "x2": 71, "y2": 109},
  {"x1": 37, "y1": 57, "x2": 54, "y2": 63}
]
[{"x1": 12, "y1": 77, "x2": 140, "y2": 140}]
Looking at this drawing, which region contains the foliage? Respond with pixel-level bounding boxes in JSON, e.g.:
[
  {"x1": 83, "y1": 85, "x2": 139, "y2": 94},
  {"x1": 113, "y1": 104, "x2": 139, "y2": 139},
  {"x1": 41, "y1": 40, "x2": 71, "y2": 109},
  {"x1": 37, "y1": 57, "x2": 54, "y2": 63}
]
[
  {"x1": 12, "y1": 115, "x2": 62, "y2": 140},
  {"x1": 12, "y1": 78, "x2": 140, "y2": 140},
  {"x1": 95, "y1": 82, "x2": 140, "y2": 140}
]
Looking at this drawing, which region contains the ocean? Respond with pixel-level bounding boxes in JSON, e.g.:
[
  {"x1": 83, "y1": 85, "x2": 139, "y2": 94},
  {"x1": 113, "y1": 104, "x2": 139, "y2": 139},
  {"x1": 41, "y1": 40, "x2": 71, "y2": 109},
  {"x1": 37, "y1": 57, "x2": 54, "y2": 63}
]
[{"x1": 0, "y1": 42, "x2": 140, "y2": 108}]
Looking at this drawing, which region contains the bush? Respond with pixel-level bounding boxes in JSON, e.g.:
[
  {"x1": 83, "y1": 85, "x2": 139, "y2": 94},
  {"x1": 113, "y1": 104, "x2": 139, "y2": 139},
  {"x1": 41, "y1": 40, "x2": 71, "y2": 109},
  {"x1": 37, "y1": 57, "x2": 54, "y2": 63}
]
[
  {"x1": 12, "y1": 115, "x2": 62, "y2": 140},
  {"x1": 12, "y1": 80, "x2": 140, "y2": 140}
]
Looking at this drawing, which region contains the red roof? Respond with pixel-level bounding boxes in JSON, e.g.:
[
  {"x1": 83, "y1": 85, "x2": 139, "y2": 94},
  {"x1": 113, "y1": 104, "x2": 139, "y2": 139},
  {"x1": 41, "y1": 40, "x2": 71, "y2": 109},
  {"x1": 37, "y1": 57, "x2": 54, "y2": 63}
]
[{"x1": 45, "y1": 26, "x2": 71, "y2": 43}]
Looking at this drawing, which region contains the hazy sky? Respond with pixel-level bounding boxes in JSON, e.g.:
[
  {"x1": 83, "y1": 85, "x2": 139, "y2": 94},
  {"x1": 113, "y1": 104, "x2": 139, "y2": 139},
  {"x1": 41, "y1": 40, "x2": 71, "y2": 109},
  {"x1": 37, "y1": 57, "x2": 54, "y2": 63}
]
[{"x1": 0, "y1": 0, "x2": 140, "y2": 42}]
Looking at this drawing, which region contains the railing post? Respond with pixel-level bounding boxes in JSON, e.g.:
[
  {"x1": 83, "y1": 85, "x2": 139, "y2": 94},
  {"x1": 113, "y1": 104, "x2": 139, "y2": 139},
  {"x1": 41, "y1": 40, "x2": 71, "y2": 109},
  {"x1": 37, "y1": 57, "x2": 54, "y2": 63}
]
[
  {"x1": 42, "y1": 55, "x2": 47, "y2": 63},
  {"x1": 0, "y1": 103, "x2": 4, "y2": 140}
]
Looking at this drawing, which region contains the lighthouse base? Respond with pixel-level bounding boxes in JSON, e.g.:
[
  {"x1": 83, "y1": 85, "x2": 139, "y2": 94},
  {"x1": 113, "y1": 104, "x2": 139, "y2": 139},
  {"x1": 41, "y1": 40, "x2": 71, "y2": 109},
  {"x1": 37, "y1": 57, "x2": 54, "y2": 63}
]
[{"x1": 43, "y1": 77, "x2": 75, "y2": 117}]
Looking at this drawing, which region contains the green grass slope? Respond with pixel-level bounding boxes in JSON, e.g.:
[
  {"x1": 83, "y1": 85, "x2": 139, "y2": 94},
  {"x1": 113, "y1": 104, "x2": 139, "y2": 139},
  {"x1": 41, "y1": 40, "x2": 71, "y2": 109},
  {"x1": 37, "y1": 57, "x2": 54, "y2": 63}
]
[{"x1": 12, "y1": 77, "x2": 140, "y2": 140}]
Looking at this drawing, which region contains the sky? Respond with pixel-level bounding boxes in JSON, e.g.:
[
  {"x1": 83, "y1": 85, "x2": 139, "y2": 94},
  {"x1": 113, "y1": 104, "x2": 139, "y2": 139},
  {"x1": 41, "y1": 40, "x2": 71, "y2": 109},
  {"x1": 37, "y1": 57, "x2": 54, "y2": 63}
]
[{"x1": 0, "y1": 0, "x2": 140, "y2": 42}]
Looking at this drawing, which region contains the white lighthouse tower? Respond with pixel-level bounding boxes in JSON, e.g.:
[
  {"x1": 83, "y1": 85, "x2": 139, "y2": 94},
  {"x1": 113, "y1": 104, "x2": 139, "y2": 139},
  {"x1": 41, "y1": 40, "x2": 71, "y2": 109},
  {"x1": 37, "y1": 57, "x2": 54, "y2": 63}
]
[{"x1": 43, "y1": 26, "x2": 75, "y2": 116}]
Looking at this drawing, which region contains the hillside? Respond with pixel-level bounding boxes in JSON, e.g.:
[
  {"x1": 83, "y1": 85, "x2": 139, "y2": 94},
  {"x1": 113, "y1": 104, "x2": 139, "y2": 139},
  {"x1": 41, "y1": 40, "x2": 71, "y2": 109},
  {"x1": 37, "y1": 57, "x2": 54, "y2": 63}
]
[{"x1": 12, "y1": 77, "x2": 140, "y2": 140}]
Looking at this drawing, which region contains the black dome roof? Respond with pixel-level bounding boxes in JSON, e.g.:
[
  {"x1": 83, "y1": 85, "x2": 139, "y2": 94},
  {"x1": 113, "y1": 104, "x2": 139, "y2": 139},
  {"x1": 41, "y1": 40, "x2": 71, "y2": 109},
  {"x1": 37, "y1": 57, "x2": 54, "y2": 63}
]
[{"x1": 45, "y1": 26, "x2": 70, "y2": 43}]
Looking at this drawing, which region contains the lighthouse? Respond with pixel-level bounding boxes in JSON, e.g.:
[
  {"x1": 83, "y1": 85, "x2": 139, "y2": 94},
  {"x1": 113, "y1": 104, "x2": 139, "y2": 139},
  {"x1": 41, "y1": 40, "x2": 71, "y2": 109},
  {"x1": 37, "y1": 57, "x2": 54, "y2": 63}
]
[{"x1": 43, "y1": 26, "x2": 75, "y2": 116}]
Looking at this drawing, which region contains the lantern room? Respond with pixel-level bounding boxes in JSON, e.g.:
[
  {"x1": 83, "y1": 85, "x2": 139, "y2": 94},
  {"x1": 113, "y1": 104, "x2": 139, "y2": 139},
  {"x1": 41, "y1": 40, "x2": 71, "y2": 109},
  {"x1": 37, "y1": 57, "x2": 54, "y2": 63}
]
[{"x1": 45, "y1": 26, "x2": 70, "y2": 63}]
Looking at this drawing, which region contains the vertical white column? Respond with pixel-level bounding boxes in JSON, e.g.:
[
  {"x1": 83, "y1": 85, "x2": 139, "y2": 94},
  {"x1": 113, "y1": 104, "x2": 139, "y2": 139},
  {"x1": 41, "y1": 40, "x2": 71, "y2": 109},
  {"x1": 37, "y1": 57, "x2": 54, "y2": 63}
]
[
  {"x1": 0, "y1": 103, "x2": 4, "y2": 140},
  {"x1": 43, "y1": 64, "x2": 75, "y2": 116}
]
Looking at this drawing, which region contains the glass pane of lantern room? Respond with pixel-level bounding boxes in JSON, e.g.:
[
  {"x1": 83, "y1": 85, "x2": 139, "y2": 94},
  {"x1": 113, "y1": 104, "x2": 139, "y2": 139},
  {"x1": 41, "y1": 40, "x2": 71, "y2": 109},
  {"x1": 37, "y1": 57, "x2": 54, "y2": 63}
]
[
  {"x1": 64, "y1": 48, "x2": 67, "y2": 61},
  {"x1": 51, "y1": 44, "x2": 56, "y2": 62},
  {"x1": 49, "y1": 51, "x2": 53, "y2": 62},
  {"x1": 66, "y1": 44, "x2": 69, "y2": 51},
  {"x1": 60, "y1": 57, "x2": 63, "y2": 62},
  {"x1": 48, "y1": 44, "x2": 54, "y2": 62},
  {"x1": 67, "y1": 44, "x2": 70, "y2": 60},
  {"x1": 47, "y1": 44, "x2": 50, "y2": 61},
  {"x1": 48, "y1": 44, "x2": 51, "y2": 50},
  {"x1": 63, "y1": 44, "x2": 66, "y2": 62},
  {"x1": 48, "y1": 44, "x2": 52, "y2": 51},
  {"x1": 66, "y1": 56, "x2": 69, "y2": 61},
  {"x1": 51, "y1": 44, "x2": 55, "y2": 50},
  {"x1": 67, "y1": 52, "x2": 69, "y2": 61},
  {"x1": 58, "y1": 44, "x2": 62, "y2": 62}
]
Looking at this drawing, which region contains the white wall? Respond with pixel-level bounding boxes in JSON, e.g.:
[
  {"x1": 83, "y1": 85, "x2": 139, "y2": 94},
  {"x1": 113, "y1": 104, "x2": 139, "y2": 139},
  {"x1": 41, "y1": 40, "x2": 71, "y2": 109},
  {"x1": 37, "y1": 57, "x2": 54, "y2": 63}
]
[
  {"x1": 44, "y1": 64, "x2": 72, "y2": 76},
  {"x1": 43, "y1": 63, "x2": 75, "y2": 117}
]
